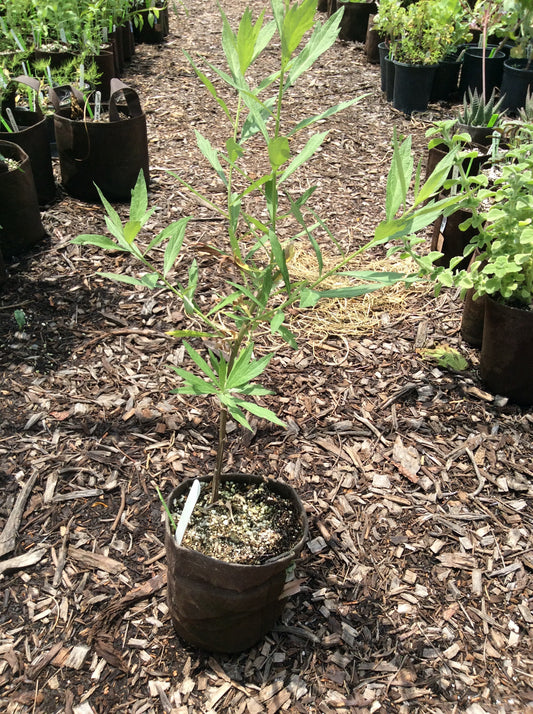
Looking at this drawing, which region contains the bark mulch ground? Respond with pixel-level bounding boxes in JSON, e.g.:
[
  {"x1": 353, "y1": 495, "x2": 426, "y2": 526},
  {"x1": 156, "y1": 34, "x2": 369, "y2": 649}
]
[{"x1": 1, "y1": 2, "x2": 532, "y2": 713}]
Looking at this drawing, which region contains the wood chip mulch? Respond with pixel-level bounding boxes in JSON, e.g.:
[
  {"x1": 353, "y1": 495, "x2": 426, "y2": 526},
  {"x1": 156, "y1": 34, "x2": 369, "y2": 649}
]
[{"x1": 1, "y1": 2, "x2": 532, "y2": 713}]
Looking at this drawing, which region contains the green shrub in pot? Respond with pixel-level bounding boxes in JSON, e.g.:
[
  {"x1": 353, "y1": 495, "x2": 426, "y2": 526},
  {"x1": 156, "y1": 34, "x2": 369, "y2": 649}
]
[{"x1": 72, "y1": 0, "x2": 473, "y2": 650}]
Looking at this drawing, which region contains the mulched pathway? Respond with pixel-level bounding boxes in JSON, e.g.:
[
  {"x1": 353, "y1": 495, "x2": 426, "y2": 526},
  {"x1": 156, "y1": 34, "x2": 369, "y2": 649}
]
[{"x1": 1, "y1": 2, "x2": 532, "y2": 713}]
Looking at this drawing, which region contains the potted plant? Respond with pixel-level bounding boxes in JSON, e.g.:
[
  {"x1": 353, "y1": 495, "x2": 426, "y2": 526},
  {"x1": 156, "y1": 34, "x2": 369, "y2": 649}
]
[
  {"x1": 500, "y1": 0, "x2": 533, "y2": 114},
  {"x1": 384, "y1": 122, "x2": 533, "y2": 404},
  {"x1": 72, "y1": 0, "x2": 372, "y2": 653},
  {"x1": 459, "y1": 0, "x2": 512, "y2": 100},
  {"x1": 435, "y1": 128, "x2": 533, "y2": 404},
  {"x1": 388, "y1": 0, "x2": 459, "y2": 113},
  {"x1": 0, "y1": 139, "x2": 45, "y2": 258},
  {"x1": 50, "y1": 78, "x2": 149, "y2": 202},
  {"x1": 372, "y1": 0, "x2": 403, "y2": 96},
  {"x1": 0, "y1": 74, "x2": 57, "y2": 204}
]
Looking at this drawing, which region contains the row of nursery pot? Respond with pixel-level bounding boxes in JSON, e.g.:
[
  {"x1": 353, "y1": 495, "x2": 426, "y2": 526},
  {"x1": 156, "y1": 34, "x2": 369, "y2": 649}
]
[
  {"x1": 372, "y1": 0, "x2": 533, "y2": 115},
  {"x1": 0, "y1": 76, "x2": 150, "y2": 268},
  {"x1": 69, "y1": 0, "x2": 491, "y2": 653},
  {"x1": 0, "y1": 0, "x2": 170, "y2": 99}
]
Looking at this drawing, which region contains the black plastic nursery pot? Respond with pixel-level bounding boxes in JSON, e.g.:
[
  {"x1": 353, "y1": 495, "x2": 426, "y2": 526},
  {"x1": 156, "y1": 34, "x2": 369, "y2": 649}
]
[
  {"x1": 384, "y1": 54, "x2": 395, "y2": 102},
  {"x1": 430, "y1": 53, "x2": 462, "y2": 103},
  {"x1": 500, "y1": 58, "x2": 533, "y2": 115},
  {"x1": 480, "y1": 296, "x2": 533, "y2": 406},
  {"x1": 459, "y1": 46, "x2": 505, "y2": 100},
  {"x1": 0, "y1": 75, "x2": 56, "y2": 205},
  {"x1": 461, "y1": 289, "x2": 486, "y2": 347},
  {"x1": 337, "y1": 1, "x2": 377, "y2": 43},
  {"x1": 378, "y1": 41, "x2": 389, "y2": 92},
  {"x1": 430, "y1": 208, "x2": 478, "y2": 271},
  {"x1": 0, "y1": 140, "x2": 45, "y2": 258},
  {"x1": 165, "y1": 473, "x2": 308, "y2": 653},
  {"x1": 51, "y1": 79, "x2": 150, "y2": 203},
  {"x1": 392, "y1": 61, "x2": 437, "y2": 115}
]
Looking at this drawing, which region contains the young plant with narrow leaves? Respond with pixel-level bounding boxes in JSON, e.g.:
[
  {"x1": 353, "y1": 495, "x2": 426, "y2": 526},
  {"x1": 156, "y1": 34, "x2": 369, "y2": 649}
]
[{"x1": 74, "y1": 1, "x2": 469, "y2": 503}]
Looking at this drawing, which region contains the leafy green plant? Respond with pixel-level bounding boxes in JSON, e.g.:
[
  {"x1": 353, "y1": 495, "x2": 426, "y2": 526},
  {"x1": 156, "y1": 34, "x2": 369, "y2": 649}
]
[
  {"x1": 389, "y1": 0, "x2": 468, "y2": 65},
  {"x1": 457, "y1": 87, "x2": 505, "y2": 128},
  {"x1": 74, "y1": 2, "x2": 471, "y2": 505},
  {"x1": 437, "y1": 131, "x2": 533, "y2": 307}
]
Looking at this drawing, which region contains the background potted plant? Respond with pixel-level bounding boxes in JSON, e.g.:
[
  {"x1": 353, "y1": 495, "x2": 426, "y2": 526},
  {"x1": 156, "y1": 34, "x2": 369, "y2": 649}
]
[
  {"x1": 435, "y1": 126, "x2": 533, "y2": 404},
  {"x1": 500, "y1": 0, "x2": 533, "y2": 114},
  {"x1": 388, "y1": 0, "x2": 459, "y2": 113}
]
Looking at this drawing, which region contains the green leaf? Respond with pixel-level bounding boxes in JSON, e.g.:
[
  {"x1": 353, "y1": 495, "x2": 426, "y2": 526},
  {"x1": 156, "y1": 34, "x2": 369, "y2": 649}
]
[
  {"x1": 385, "y1": 133, "x2": 413, "y2": 220},
  {"x1": 281, "y1": 0, "x2": 317, "y2": 63},
  {"x1": 162, "y1": 218, "x2": 190, "y2": 277},
  {"x1": 98, "y1": 272, "x2": 153, "y2": 287},
  {"x1": 195, "y1": 129, "x2": 227, "y2": 186},
  {"x1": 284, "y1": 6, "x2": 344, "y2": 87},
  {"x1": 288, "y1": 97, "x2": 365, "y2": 136},
  {"x1": 279, "y1": 131, "x2": 328, "y2": 183},
  {"x1": 182, "y1": 341, "x2": 218, "y2": 383},
  {"x1": 166, "y1": 329, "x2": 215, "y2": 339},
  {"x1": 124, "y1": 220, "x2": 141, "y2": 245},
  {"x1": 129, "y1": 170, "x2": 148, "y2": 222},
  {"x1": 170, "y1": 367, "x2": 219, "y2": 395},
  {"x1": 221, "y1": 396, "x2": 253, "y2": 430},
  {"x1": 270, "y1": 311, "x2": 285, "y2": 333},
  {"x1": 268, "y1": 135, "x2": 291, "y2": 170},
  {"x1": 316, "y1": 283, "x2": 395, "y2": 299},
  {"x1": 95, "y1": 184, "x2": 123, "y2": 237},
  {"x1": 234, "y1": 398, "x2": 286, "y2": 427},
  {"x1": 226, "y1": 137, "x2": 244, "y2": 163},
  {"x1": 269, "y1": 231, "x2": 291, "y2": 291},
  {"x1": 299, "y1": 287, "x2": 321, "y2": 308},
  {"x1": 227, "y1": 346, "x2": 272, "y2": 389},
  {"x1": 184, "y1": 50, "x2": 231, "y2": 120},
  {"x1": 72, "y1": 234, "x2": 127, "y2": 251},
  {"x1": 277, "y1": 325, "x2": 298, "y2": 349}
]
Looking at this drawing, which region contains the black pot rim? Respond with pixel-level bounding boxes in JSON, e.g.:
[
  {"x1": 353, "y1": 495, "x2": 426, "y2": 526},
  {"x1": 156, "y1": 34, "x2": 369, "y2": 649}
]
[{"x1": 165, "y1": 472, "x2": 309, "y2": 569}]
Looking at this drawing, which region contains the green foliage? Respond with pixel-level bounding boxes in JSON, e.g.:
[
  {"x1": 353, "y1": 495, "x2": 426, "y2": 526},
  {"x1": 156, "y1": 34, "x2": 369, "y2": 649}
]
[
  {"x1": 388, "y1": 0, "x2": 471, "y2": 65},
  {"x1": 420, "y1": 345, "x2": 469, "y2": 371},
  {"x1": 458, "y1": 88, "x2": 505, "y2": 128},
  {"x1": 74, "y1": 2, "x2": 468, "y2": 502},
  {"x1": 437, "y1": 132, "x2": 533, "y2": 307}
]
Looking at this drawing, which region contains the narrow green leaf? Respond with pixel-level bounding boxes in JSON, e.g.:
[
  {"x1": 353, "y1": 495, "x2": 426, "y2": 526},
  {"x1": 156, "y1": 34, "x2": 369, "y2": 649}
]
[
  {"x1": 268, "y1": 136, "x2": 291, "y2": 169},
  {"x1": 269, "y1": 231, "x2": 291, "y2": 291},
  {"x1": 288, "y1": 97, "x2": 365, "y2": 136},
  {"x1": 124, "y1": 220, "x2": 141, "y2": 244},
  {"x1": 72, "y1": 234, "x2": 126, "y2": 251},
  {"x1": 166, "y1": 329, "x2": 215, "y2": 339},
  {"x1": 195, "y1": 129, "x2": 228, "y2": 186},
  {"x1": 129, "y1": 170, "x2": 148, "y2": 222},
  {"x1": 162, "y1": 218, "x2": 190, "y2": 277},
  {"x1": 183, "y1": 50, "x2": 231, "y2": 120},
  {"x1": 270, "y1": 311, "x2": 285, "y2": 333},
  {"x1": 170, "y1": 367, "x2": 219, "y2": 395},
  {"x1": 182, "y1": 341, "x2": 218, "y2": 383},
  {"x1": 98, "y1": 272, "x2": 151, "y2": 287},
  {"x1": 277, "y1": 325, "x2": 298, "y2": 349},
  {"x1": 279, "y1": 131, "x2": 328, "y2": 183},
  {"x1": 234, "y1": 398, "x2": 286, "y2": 427},
  {"x1": 385, "y1": 133, "x2": 413, "y2": 220}
]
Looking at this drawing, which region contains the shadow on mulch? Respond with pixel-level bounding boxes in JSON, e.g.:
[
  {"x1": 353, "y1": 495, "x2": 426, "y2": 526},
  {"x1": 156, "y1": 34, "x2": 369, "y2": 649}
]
[{"x1": 0, "y1": 265, "x2": 116, "y2": 374}]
